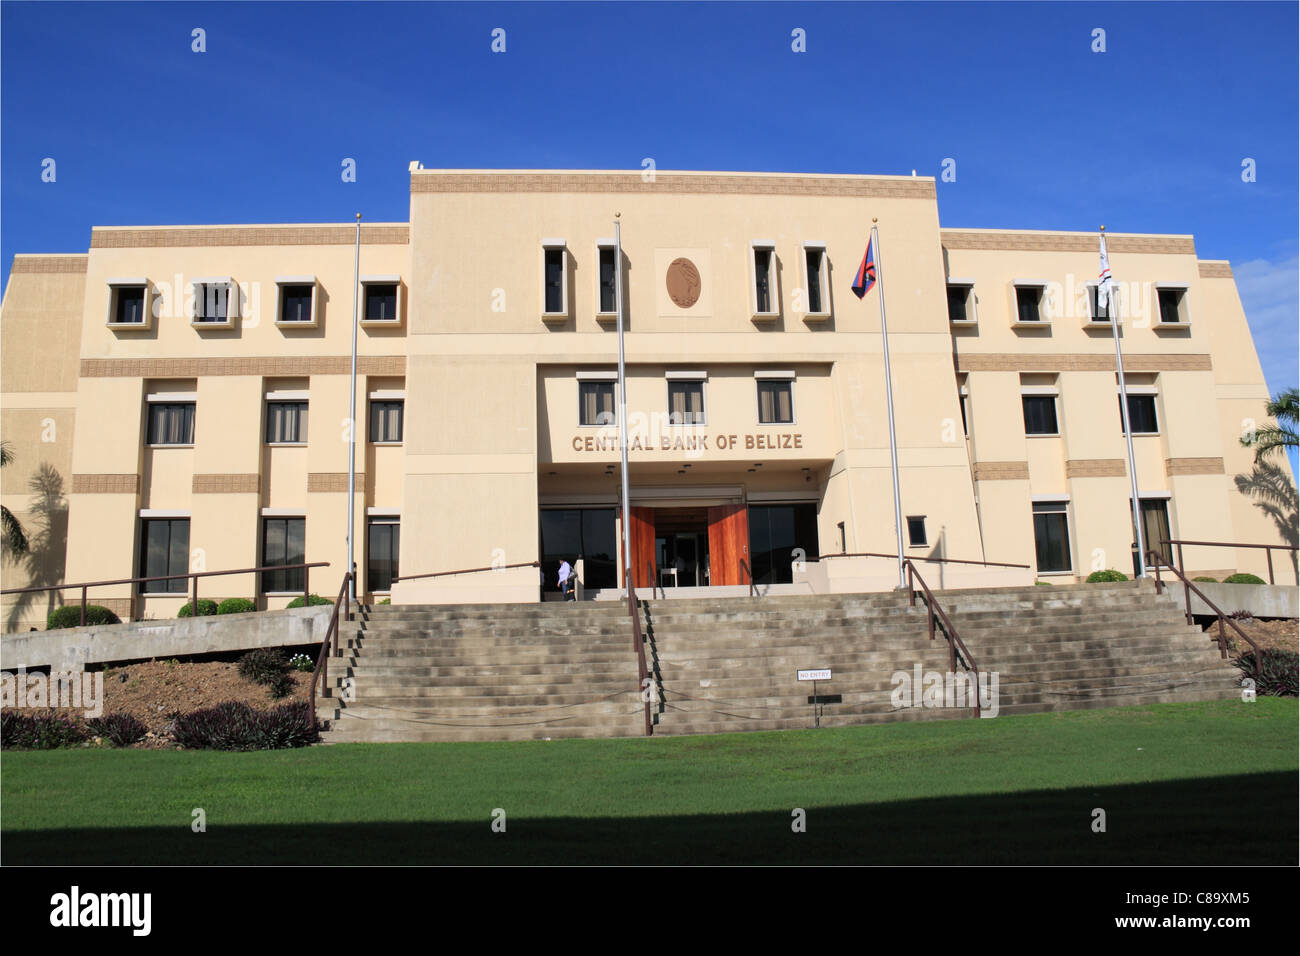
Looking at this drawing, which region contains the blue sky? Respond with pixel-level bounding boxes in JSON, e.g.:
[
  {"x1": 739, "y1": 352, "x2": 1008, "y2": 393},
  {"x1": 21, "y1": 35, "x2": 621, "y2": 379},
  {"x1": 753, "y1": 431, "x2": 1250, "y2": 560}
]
[{"x1": 3, "y1": 1, "x2": 1296, "y2": 414}]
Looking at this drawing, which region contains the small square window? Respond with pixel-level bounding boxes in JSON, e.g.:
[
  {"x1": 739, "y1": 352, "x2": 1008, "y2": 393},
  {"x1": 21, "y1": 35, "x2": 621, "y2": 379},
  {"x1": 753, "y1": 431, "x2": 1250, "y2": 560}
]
[
  {"x1": 667, "y1": 380, "x2": 706, "y2": 425},
  {"x1": 364, "y1": 283, "x2": 399, "y2": 322},
  {"x1": 906, "y1": 516, "x2": 927, "y2": 547},
  {"x1": 278, "y1": 284, "x2": 316, "y2": 324},
  {"x1": 1015, "y1": 286, "x2": 1043, "y2": 323},
  {"x1": 109, "y1": 285, "x2": 147, "y2": 326},
  {"x1": 1157, "y1": 289, "x2": 1185, "y2": 324},
  {"x1": 579, "y1": 381, "x2": 615, "y2": 426},
  {"x1": 147, "y1": 402, "x2": 195, "y2": 445},
  {"x1": 1121, "y1": 394, "x2": 1159, "y2": 435},
  {"x1": 192, "y1": 281, "x2": 234, "y2": 325},
  {"x1": 1022, "y1": 395, "x2": 1058, "y2": 435},
  {"x1": 370, "y1": 400, "x2": 404, "y2": 443},
  {"x1": 266, "y1": 401, "x2": 308, "y2": 444},
  {"x1": 757, "y1": 380, "x2": 793, "y2": 424}
]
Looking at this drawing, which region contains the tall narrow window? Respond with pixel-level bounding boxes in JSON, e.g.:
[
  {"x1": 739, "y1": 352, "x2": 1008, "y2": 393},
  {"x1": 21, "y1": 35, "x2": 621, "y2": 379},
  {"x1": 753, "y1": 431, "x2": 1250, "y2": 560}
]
[
  {"x1": 262, "y1": 517, "x2": 306, "y2": 593},
  {"x1": 1032, "y1": 501, "x2": 1072, "y2": 573},
  {"x1": 370, "y1": 400, "x2": 404, "y2": 443},
  {"x1": 1089, "y1": 285, "x2": 1111, "y2": 322},
  {"x1": 947, "y1": 285, "x2": 973, "y2": 324},
  {"x1": 544, "y1": 247, "x2": 565, "y2": 314},
  {"x1": 906, "y1": 516, "x2": 928, "y2": 547},
  {"x1": 148, "y1": 402, "x2": 196, "y2": 445},
  {"x1": 804, "y1": 246, "x2": 826, "y2": 314},
  {"x1": 752, "y1": 245, "x2": 776, "y2": 315},
  {"x1": 140, "y1": 518, "x2": 190, "y2": 594},
  {"x1": 367, "y1": 518, "x2": 400, "y2": 592},
  {"x1": 598, "y1": 246, "x2": 617, "y2": 314},
  {"x1": 579, "y1": 381, "x2": 615, "y2": 426},
  {"x1": 757, "y1": 380, "x2": 793, "y2": 424},
  {"x1": 266, "y1": 401, "x2": 308, "y2": 444},
  {"x1": 1134, "y1": 498, "x2": 1173, "y2": 573}
]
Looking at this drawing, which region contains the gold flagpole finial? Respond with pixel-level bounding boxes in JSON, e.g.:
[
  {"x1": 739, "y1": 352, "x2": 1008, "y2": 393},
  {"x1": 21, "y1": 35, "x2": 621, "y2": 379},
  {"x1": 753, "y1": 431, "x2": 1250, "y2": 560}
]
[
  {"x1": 872, "y1": 217, "x2": 878, "y2": 224},
  {"x1": 1100, "y1": 224, "x2": 1106, "y2": 232},
  {"x1": 615, "y1": 211, "x2": 621, "y2": 219}
]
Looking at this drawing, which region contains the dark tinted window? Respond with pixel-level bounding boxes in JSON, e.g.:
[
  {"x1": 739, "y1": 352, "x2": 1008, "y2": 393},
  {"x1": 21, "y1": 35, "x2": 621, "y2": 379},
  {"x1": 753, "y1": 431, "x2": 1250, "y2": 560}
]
[
  {"x1": 1121, "y1": 394, "x2": 1158, "y2": 434},
  {"x1": 754, "y1": 248, "x2": 773, "y2": 313},
  {"x1": 1031, "y1": 503, "x2": 1071, "y2": 573},
  {"x1": 805, "y1": 249, "x2": 823, "y2": 313},
  {"x1": 749, "y1": 503, "x2": 819, "y2": 585},
  {"x1": 364, "y1": 284, "x2": 398, "y2": 322},
  {"x1": 599, "y1": 248, "x2": 616, "y2": 313},
  {"x1": 115, "y1": 287, "x2": 146, "y2": 324},
  {"x1": 148, "y1": 403, "x2": 195, "y2": 444},
  {"x1": 368, "y1": 520, "x2": 400, "y2": 592},
  {"x1": 1022, "y1": 395, "x2": 1058, "y2": 435},
  {"x1": 262, "y1": 518, "x2": 306, "y2": 593},
  {"x1": 140, "y1": 519, "x2": 190, "y2": 593},
  {"x1": 539, "y1": 508, "x2": 617, "y2": 590},
  {"x1": 947, "y1": 286, "x2": 969, "y2": 323},
  {"x1": 1016, "y1": 286, "x2": 1041, "y2": 322},
  {"x1": 544, "y1": 249, "x2": 564, "y2": 313},
  {"x1": 280, "y1": 285, "x2": 314, "y2": 323}
]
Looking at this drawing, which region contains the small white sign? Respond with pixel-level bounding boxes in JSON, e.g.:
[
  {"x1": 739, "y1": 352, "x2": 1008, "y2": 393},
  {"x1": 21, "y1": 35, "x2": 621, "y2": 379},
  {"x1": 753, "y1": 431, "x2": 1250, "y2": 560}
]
[{"x1": 797, "y1": 668, "x2": 831, "y2": 682}]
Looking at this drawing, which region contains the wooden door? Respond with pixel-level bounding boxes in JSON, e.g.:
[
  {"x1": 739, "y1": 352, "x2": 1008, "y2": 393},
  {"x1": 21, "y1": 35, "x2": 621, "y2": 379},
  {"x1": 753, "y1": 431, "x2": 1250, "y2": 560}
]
[
  {"x1": 708, "y1": 503, "x2": 749, "y2": 586},
  {"x1": 626, "y1": 507, "x2": 656, "y2": 589}
]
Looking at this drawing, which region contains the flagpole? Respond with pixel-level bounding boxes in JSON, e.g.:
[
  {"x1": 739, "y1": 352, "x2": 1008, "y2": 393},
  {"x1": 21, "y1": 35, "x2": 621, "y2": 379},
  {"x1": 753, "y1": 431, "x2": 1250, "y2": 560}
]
[
  {"x1": 615, "y1": 214, "x2": 633, "y2": 595},
  {"x1": 1101, "y1": 225, "x2": 1147, "y2": 577},
  {"x1": 346, "y1": 212, "x2": 361, "y2": 603},
  {"x1": 872, "y1": 220, "x2": 907, "y2": 589}
]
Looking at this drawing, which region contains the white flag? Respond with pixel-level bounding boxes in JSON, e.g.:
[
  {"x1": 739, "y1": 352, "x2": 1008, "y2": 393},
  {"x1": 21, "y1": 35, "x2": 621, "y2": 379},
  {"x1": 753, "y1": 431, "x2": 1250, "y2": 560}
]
[{"x1": 1097, "y1": 234, "x2": 1113, "y2": 313}]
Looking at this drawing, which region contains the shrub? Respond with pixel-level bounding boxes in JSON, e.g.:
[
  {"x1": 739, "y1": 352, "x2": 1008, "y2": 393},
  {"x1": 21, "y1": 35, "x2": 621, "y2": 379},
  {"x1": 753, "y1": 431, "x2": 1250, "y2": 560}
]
[
  {"x1": 178, "y1": 599, "x2": 219, "y2": 618},
  {"x1": 286, "y1": 594, "x2": 332, "y2": 609},
  {"x1": 171, "y1": 700, "x2": 318, "y2": 751},
  {"x1": 217, "y1": 598, "x2": 257, "y2": 615},
  {"x1": 1034, "y1": 581, "x2": 1051, "y2": 587},
  {"x1": 237, "y1": 648, "x2": 289, "y2": 685},
  {"x1": 1086, "y1": 569, "x2": 1128, "y2": 583},
  {"x1": 288, "y1": 653, "x2": 315, "y2": 673},
  {"x1": 86, "y1": 713, "x2": 148, "y2": 747},
  {"x1": 1, "y1": 711, "x2": 89, "y2": 749},
  {"x1": 1233, "y1": 649, "x2": 1299, "y2": 698},
  {"x1": 267, "y1": 672, "x2": 295, "y2": 699},
  {"x1": 1223, "y1": 572, "x2": 1267, "y2": 585},
  {"x1": 1193, "y1": 576, "x2": 1218, "y2": 583},
  {"x1": 46, "y1": 604, "x2": 120, "y2": 630},
  {"x1": 379, "y1": 598, "x2": 392, "y2": 605}
]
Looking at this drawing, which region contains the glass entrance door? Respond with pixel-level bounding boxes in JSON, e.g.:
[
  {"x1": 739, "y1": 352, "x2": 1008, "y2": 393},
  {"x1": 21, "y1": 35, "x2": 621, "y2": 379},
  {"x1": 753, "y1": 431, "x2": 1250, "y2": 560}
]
[{"x1": 654, "y1": 531, "x2": 704, "y2": 587}]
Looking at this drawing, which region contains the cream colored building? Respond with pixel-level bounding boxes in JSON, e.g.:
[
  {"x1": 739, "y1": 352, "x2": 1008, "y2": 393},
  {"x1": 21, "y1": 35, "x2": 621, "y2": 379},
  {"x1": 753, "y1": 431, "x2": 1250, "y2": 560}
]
[{"x1": 0, "y1": 169, "x2": 1293, "y2": 628}]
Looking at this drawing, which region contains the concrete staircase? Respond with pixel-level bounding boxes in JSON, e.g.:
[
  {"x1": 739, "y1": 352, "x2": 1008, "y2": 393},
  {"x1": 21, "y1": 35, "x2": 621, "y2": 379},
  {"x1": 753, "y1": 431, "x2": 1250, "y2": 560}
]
[{"x1": 316, "y1": 579, "x2": 1242, "y2": 743}]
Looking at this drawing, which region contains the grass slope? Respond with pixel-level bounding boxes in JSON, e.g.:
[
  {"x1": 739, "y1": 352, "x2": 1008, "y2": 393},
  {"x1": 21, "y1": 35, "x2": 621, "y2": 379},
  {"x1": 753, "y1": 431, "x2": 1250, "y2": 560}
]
[{"x1": 3, "y1": 699, "x2": 1295, "y2": 864}]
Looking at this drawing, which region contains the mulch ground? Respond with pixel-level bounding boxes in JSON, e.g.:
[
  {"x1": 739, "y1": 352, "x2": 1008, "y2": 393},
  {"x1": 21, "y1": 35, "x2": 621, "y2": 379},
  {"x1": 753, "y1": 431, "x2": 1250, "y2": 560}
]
[
  {"x1": 1206, "y1": 617, "x2": 1298, "y2": 656},
  {"x1": 24, "y1": 660, "x2": 315, "y2": 749}
]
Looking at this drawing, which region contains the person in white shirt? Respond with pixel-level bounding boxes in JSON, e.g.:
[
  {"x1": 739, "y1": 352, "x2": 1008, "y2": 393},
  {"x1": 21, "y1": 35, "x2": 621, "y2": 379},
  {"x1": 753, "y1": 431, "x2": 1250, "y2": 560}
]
[{"x1": 557, "y1": 559, "x2": 575, "y2": 601}]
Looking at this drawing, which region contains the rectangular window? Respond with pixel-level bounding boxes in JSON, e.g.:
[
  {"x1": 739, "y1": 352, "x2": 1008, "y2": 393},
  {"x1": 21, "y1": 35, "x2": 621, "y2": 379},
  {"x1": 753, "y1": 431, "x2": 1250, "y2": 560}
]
[
  {"x1": 113, "y1": 286, "x2": 147, "y2": 325},
  {"x1": 1022, "y1": 395, "x2": 1059, "y2": 435},
  {"x1": 947, "y1": 285, "x2": 973, "y2": 324},
  {"x1": 752, "y1": 245, "x2": 776, "y2": 315},
  {"x1": 579, "y1": 381, "x2": 615, "y2": 426},
  {"x1": 668, "y1": 380, "x2": 706, "y2": 425},
  {"x1": 543, "y1": 247, "x2": 565, "y2": 314},
  {"x1": 367, "y1": 518, "x2": 400, "y2": 592},
  {"x1": 1015, "y1": 286, "x2": 1043, "y2": 323},
  {"x1": 139, "y1": 518, "x2": 190, "y2": 594},
  {"x1": 370, "y1": 400, "x2": 404, "y2": 443},
  {"x1": 1120, "y1": 394, "x2": 1159, "y2": 434},
  {"x1": 598, "y1": 246, "x2": 617, "y2": 314},
  {"x1": 279, "y1": 284, "x2": 315, "y2": 323},
  {"x1": 748, "y1": 503, "x2": 819, "y2": 585},
  {"x1": 757, "y1": 380, "x2": 793, "y2": 424},
  {"x1": 906, "y1": 516, "x2": 928, "y2": 547},
  {"x1": 147, "y1": 402, "x2": 195, "y2": 445},
  {"x1": 364, "y1": 283, "x2": 398, "y2": 322},
  {"x1": 266, "y1": 401, "x2": 308, "y2": 444},
  {"x1": 1157, "y1": 289, "x2": 1185, "y2": 324},
  {"x1": 1134, "y1": 498, "x2": 1173, "y2": 574},
  {"x1": 262, "y1": 517, "x2": 306, "y2": 593},
  {"x1": 192, "y1": 282, "x2": 231, "y2": 324},
  {"x1": 539, "y1": 508, "x2": 618, "y2": 590},
  {"x1": 1032, "y1": 501, "x2": 1072, "y2": 573},
  {"x1": 804, "y1": 246, "x2": 827, "y2": 315},
  {"x1": 1088, "y1": 285, "x2": 1112, "y2": 322}
]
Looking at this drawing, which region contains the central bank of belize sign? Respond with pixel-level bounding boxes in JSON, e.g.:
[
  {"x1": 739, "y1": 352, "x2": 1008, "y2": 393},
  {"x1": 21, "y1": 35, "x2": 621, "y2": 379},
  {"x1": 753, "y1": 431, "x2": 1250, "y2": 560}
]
[{"x1": 571, "y1": 431, "x2": 804, "y2": 453}]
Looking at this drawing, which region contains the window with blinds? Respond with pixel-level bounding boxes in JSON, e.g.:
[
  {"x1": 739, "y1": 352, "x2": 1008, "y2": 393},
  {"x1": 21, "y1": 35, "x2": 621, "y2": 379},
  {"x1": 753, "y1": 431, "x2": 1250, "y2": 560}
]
[
  {"x1": 265, "y1": 401, "x2": 308, "y2": 444},
  {"x1": 668, "y1": 380, "x2": 706, "y2": 425},
  {"x1": 369, "y1": 400, "x2": 404, "y2": 443},
  {"x1": 579, "y1": 381, "x2": 615, "y2": 426},
  {"x1": 147, "y1": 403, "x2": 195, "y2": 445},
  {"x1": 757, "y1": 380, "x2": 793, "y2": 424}
]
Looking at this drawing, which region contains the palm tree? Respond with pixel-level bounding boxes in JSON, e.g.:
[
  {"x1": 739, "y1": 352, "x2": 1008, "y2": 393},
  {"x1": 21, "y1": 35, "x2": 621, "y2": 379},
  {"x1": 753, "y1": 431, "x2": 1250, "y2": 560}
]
[
  {"x1": 1241, "y1": 386, "x2": 1298, "y2": 462},
  {"x1": 1, "y1": 440, "x2": 30, "y2": 555}
]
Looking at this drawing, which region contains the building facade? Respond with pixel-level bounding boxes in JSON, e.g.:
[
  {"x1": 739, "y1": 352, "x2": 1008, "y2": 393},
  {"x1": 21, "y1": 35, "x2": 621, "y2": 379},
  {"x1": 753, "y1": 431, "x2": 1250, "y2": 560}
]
[{"x1": 1, "y1": 169, "x2": 1293, "y2": 628}]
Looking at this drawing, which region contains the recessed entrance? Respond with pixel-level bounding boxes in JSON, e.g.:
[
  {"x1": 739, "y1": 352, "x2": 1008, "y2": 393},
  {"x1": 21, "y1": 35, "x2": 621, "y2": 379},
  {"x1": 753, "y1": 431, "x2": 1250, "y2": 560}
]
[{"x1": 654, "y1": 508, "x2": 710, "y2": 587}]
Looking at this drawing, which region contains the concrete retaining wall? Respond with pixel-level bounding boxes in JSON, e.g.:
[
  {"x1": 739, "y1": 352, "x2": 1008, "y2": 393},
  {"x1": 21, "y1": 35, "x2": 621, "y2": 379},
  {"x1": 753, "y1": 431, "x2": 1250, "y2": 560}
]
[
  {"x1": 1181, "y1": 583, "x2": 1299, "y2": 619},
  {"x1": 1, "y1": 606, "x2": 334, "y2": 671}
]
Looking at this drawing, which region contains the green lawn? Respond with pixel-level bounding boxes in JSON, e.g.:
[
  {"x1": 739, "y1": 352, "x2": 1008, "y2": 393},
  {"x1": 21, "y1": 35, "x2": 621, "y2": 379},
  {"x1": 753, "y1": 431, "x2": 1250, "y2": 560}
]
[{"x1": 3, "y1": 699, "x2": 1295, "y2": 865}]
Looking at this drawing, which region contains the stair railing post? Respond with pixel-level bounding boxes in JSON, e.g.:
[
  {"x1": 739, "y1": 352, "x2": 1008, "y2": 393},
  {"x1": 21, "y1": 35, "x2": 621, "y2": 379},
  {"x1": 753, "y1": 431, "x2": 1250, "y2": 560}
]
[
  {"x1": 191, "y1": 572, "x2": 199, "y2": 620},
  {"x1": 80, "y1": 585, "x2": 88, "y2": 627},
  {"x1": 304, "y1": 564, "x2": 310, "y2": 611},
  {"x1": 1177, "y1": 542, "x2": 1191, "y2": 624}
]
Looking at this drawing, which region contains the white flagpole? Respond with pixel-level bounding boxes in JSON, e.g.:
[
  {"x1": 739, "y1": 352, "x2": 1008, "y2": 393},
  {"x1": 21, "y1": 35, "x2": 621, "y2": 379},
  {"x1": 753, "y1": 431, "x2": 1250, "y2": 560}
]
[
  {"x1": 872, "y1": 220, "x2": 906, "y2": 589},
  {"x1": 1102, "y1": 226, "x2": 1147, "y2": 577},
  {"x1": 615, "y1": 214, "x2": 633, "y2": 595},
  {"x1": 346, "y1": 212, "x2": 361, "y2": 602}
]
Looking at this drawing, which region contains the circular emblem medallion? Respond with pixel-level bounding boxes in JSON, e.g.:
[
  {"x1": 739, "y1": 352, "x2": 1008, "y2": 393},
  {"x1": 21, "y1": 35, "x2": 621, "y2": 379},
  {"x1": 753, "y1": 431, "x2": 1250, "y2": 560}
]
[{"x1": 666, "y1": 258, "x2": 701, "y2": 309}]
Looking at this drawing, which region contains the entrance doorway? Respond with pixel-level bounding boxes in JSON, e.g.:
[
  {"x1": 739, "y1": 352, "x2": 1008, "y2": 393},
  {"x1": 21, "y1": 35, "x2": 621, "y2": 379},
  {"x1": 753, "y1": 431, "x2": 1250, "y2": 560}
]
[{"x1": 654, "y1": 508, "x2": 710, "y2": 588}]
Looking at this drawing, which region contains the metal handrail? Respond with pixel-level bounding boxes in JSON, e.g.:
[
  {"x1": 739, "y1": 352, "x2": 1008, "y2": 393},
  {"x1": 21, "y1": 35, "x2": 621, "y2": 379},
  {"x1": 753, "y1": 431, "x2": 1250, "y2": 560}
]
[
  {"x1": 820, "y1": 550, "x2": 1031, "y2": 570},
  {"x1": 739, "y1": 558, "x2": 757, "y2": 598},
  {"x1": 1147, "y1": 550, "x2": 1262, "y2": 680},
  {"x1": 394, "y1": 560, "x2": 539, "y2": 583},
  {"x1": 309, "y1": 564, "x2": 356, "y2": 733},
  {"x1": 625, "y1": 565, "x2": 653, "y2": 736},
  {"x1": 1160, "y1": 538, "x2": 1298, "y2": 586},
  {"x1": 1, "y1": 561, "x2": 330, "y2": 627},
  {"x1": 904, "y1": 559, "x2": 982, "y2": 718}
]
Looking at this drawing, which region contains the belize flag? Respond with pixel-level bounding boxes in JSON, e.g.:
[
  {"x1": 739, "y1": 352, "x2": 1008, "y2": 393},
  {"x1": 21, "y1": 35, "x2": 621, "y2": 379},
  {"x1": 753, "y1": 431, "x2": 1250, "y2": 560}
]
[{"x1": 851, "y1": 237, "x2": 876, "y2": 298}]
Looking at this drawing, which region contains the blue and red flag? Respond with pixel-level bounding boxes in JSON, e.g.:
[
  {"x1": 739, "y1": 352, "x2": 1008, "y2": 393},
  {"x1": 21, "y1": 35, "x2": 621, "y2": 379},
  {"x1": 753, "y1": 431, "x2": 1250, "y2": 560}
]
[{"x1": 851, "y1": 237, "x2": 876, "y2": 298}]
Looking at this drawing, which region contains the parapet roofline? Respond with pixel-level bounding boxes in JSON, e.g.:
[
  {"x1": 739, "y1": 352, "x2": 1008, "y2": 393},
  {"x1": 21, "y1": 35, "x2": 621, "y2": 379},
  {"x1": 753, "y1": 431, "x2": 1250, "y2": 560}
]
[
  {"x1": 941, "y1": 226, "x2": 1195, "y2": 241},
  {"x1": 409, "y1": 167, "x2": 937, "y2": 183},
  {"x1": 91, "y1": 222, "x2": 410, "y2": 232}
]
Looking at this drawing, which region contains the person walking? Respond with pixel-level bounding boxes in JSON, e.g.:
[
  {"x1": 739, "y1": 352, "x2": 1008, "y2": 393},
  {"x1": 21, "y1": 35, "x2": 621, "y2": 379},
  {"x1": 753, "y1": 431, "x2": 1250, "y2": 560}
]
[{"x1": 558, "y1": 558, "x2": 575, "y2": 601}]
